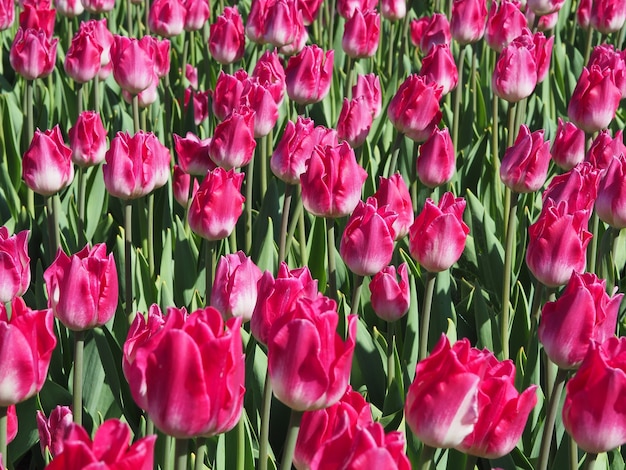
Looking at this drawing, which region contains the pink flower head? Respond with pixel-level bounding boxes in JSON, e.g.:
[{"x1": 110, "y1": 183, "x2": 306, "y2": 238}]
[
  {"x1": 410, "y1": 13, "x2": 451, "y2": 54},
  {"x1": 417, "y1": 127, "x2": 456, "y2": 188},
  {"x1": 500, "y1": 124, "x2": 551, "y2": 193},
  {"x1": 373, "y1": 174, "x2": 414, "y2": 240},
  {"x1": 369, "y1": 263, "x2": 410, "y2": 321},
  {"x1": 0, "y1": 228, "x2": 30, "y2": 303},
  {"x1": 285, "y1": 45, "x2": 334, "y2": 105}
]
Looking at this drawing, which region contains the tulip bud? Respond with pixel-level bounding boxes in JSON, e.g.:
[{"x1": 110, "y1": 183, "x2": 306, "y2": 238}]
[
  {"x1": 68, "y1": 111, "x2": 107, "y2": 167},
  {"x1": 0, "y1": 228, "x2": 30, "y2": 303},
  {"x1": 410, "y1": 13, "x2": 451, "y2": 54},
  {"x1": 173, "y1": 132, "x2": 214, "y2": 176},
  {"x1": 551, "y1": 118, "x2": 585, "y2": 171},
  {"x1": 148, "y1": 0, "x2": 186, "y2": 37},
  {"x1": 485, "y1": 0, "x2": 527, "y2": 52},
  {"x1": 336, "y1": 97, "x2": 373, "y2": 148},
  {"x1": 10, "y1": 27, "x2": 58, "y2": 80},
  {"x1": 416, "y1": 127, "x2": 456, "y2": 188},
  {"x1": 420, "y1": 43, "x2": 458, "y2": 95},
  {"x1": 369, "y1": 263, "x2": 410, "y2": 321},
  {"x1": 209, "y1": 6, "x2": 245, "y2": 65},
  {"x1": 208, "y1": 106, "x2": 257, "y2": 169},
  {"x1": 596, "y1": 154, "x2": 626, "y2": 228},
  {"x1": 342, "y1": 8, "x2": 380, "y2": 59},
  {"x1": 450, "y1": 0, "x2": 487, "y2": 45},
  {"x1": 500, "y1": 124, "x2": 551, "y2": 193},
  {"x1": 184, "y1": 0, "x2": 209, "y2": 31},
  {"x1": 285, "y1": 45, "x2": 334, "y2": 105},
  {"x1": 373, "y1": 174, "x2": 414, "y2": 240},
  {"x1": 110, "y1": 35, "x2": 155, "y2": 95}
]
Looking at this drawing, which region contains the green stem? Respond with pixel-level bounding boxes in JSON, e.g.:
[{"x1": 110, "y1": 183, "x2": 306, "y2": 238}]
[
  {"x1": 205, "y1": 240, "x2": 216, "y2": 305},
  {"x1": 146, "y1": 417, "x2": 154, "y2": 436},
  {"x1": 46, "y1": 196, "x2": 60, "y2": 257},
  {"x1": 570, "y1": 436, "x2": 579, "y2": 470},
  {"x1": 501, "y1": 190, "x2": 519, "y2": 360},
  {"x1": 0, "y1": 407, "x2": 7, "y2": 468},
  {"x1": 285, "y1": 188, "x2": 303, "y2": 258},
  {"x1": 260, "y1": 131, "x2": 270, "y2": 200},
  {"x1": 194, "y1": 438, "x2": 206, "y2": 470},
  {"x1": 148, "y1": 193, "x2": 155, "y2": 278},
  {"x1": 583, "y1": 27, "x2": 594, "y2": 66},
  {"x1": 350, "y1": 274, "x2": 364, "y2": 316},
  {"x1": 471, "y1": 45, "x2": 477, "y2": 114},
  {"x1": 175, "y1": 438, "x2": 188, "y2": 470},
  {"x1": 537, "y1": 368, "x2": 567, "y2": 470},
  {"x1": 236, "y1": 416, "x2": 245, "y2": 470},
  {"x1": 126, "y1": 0, "x2": 133, "y2": 34},
  {"x1": 164, "y1": 435, "x2": 174, "y2": 470},
  {"x1": 246, "y1": 157, "x2": 255, "y2": 254},
  {"x1": 418, "y1": 444, "x2": 436, "y2": 470},
  {"x1": 259, "y1": 373, "x2": 273, "y2": 470},
  {"x1": 419, "y1": 271, "x2": 437, "y2": 361},
  {"x1": 452, "y1": 46, "x2": 467, "y2": 151},
  {"x1": 230, "y1": 227, "x2": 238, "y2": 254},
  {"x1": 464, "y1": 455, "x2": 477, "y2": 470},
  {"x1": 279, "y1": 184, "x2": 294, "y2": 263},
  {"x1": 72, "y1": 330, "x2": 85, "y2": 426},
  {"x1": 491, "y1": 86, "x2": 500, "y2": 195},
  {"x1": 297, "y1": 199, "x2": 308, "y2": 265},
  {"x1": 125, "y1": 202, "x2": 133, "y2": 322},
  {"x1": 327, "y1": 218, "x2": 337, "y2": 300},
  {"x1": 588, "y1": 212, "x2": 599, "y2": 273},
  {"x1": 387, "y1": 131, "x2": 404, "y2": 177},
  {"x1": 132, "y1": 95, "x2": 140, "y2": 134},
  {"x1": 584, "y1": 453, "x2": 598, "y2": 470},
  {"x1": 387, "y1": 321, "x2": 396, "y2": 389},
  {"x1": 26, "y1": 79, "x2": 35, "y2": 218},
  {"x1": 506, "y1": 101, "x2": 517, "y2": 148},
  {"x1": 94, "y1": 76, "x2": 101, "y2": 114},
  {"x1": 344, "y1": 56, "x2": 353, "y2": 99},
  {"x1": 78, "y1": 167, "x2": 87, "y2": 244},
  {"x1": 526, "y1": 282, "x2": 545, "y2": 355},
  {"x1": 280, "y1": 409, "x2": 303, "y2": 470},
  {"x1": 77, "y1": 82, "x2": 84, "y2": 118}
]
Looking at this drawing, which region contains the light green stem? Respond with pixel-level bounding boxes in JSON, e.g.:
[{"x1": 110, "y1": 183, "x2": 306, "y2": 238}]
[
  {"x1": 0, "y1": 407, "x2": 7, "y2": 467},
  {"x1": 279, "y1": 184, "x2": 294, "y2": 263},
  {"x1": 259, "y1": 373, "x2": 273, "y2": 470},
  {"x1": 387, "y1": 131, "x2": 404, "y2": 178},
  {"x1": 327, "y1": 219, "x2": 337, "y2": 300},
  {"x1": 418, "y1": 444, "x2": 436, "y2": 470},
  {"x1": 236, "y1": 416, "x2": 245, "y2": 470},
  {"x1": 175, "y1": 439, "x2": 188, "y2": 470},
  {"x1": 350, "y1": 274, "x2": 364, "y2": 316},
  {"x1": 78, "y1": 167, "x2": 87, "y2": 245},
  {"x1": 537, "y1": 368, "x2": 567, "y2": 470},
  {"x1": 194, "y1": 439, "x2": 206, "y2": 470},
  {"x1": 589, "y1": 212, "x2": 599, "y2": 274},
  {"x1": 26, "y1": 80, "x2": 35, "y2": 217},
  {"x1": 246, "y1": 157, "x2": 255, "y2": 254},
  {"x1": 419, "y1": 271, "x2": 437, "y2": 361},
  {"x1": 148, "y1": 193, "x2": 155, "y2": 278},
  {"x1": 205, "y1": 240, "x2": 216, "y2": 305},
  {"x1": 452, "y1": 47, "x2": 467, "y2": 151},
  {"x1": 501, "y1": 190, "x2": 519, "y2": 360},
  {"x1": 584, "y1": 453, "x2": 598, "y2": 470},
  {"x1": 280, "y1": 410, "x2": 303, "y2": 470},
  {"x1": 73, "y1": 330, "x2": 85, "y2": 426},
  {"x1": 125, "y1": 202, "x2": 133, "y2": 322},
  {"x1": 387, "y1": 321, "x2": 396, "y2": 389},
  {"x1": 132, "y1": 95, "x2": 140, "y2": 134}
]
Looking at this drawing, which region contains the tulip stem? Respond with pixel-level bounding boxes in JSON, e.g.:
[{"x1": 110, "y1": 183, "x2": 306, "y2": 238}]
[
  {"x1": 588, "y1": 212, "x2": 599, "y2": 274},
  {"x1": 350, "y1": 274, "x2": 364, "y2": 316},
  {"x1": 77, "y1": 82, "x2": 84, "y2": 117},
  {"x1": 280, "y1": 409, "x2": 303, "y2": 470},
  {"x1": 148, "y1": 193, "x2": 155, "y2": 278},
  {"x1": 526, "y1": 282, "x2": 544, "y2": 355},
  {"x1": 246, "y1": 156, "x2": 255, "y2": 254},
  {"x1": 279, "y1": 184, "x2": 294, "y2": 263},
  {"x1": 537, "y1": 368, "x2": 567, "y2": 470},
  {"x1": 94, "y1": 76, "x2": 101, "y2": 114},
  {"x1": 46, "y1": 196, "x2": 61, "y2": 256},
  {"x1": 298, "y1": 201, "x2": 308, "y2": 265},
  {"x1": 175, "y1": 439, "x2": 188, "y2": 470},
  {"x1": 418, "y1": 444, "x2": 436, "y2": 470},
  {"x1": 584, "y1": 453, "x2": 598, "y2": 470},
  {"x1": 260, "y1": 131, "x2": 270, "y2": 200},
  {"x1": 72, "y1": 330, "x2": 85, "y2": 426},
  {"x1": 125, "y1": 0, "x2": 133, "y2": 35},
  {"x1": 236, "y1": 415, "x2": 245, "y2": 470},
  {"x1": 0, "y1": 406, "x2": 7, "y2": 467},
  {"x1": 327, "y1": 218, "x2": 337, "y2": 300},
  {"x1": 387, "y1": 131, "x2": 404, "y2": 178},
  {"x1": 501, "y1": 190, "x2": 519, "y2": 360},
  {"x1": 492, "y1": 93, "x2": 500, "y2": 198},
  {"x1": 285, "y1": 188, "x2": 302, "y2": 258},
  {"x1": 194, "y1": 438, "x2": 206, "y2": 470},
  {"x1": 259, "y1": 373, "x2": 273, "y2": 470},
  {"x1": 570, "y1": 436, "x2": 579, "y2": 470},
  {"x1": 125, "y1": 202, "x2": 133, "y2": 322},
  {"x1": 26, "y1": 79, "x2": 35, "y2": 218},
  {"x1": 452, "y1": 46, "x2": 467, "y2": 152},
  {"x1": 78, "y1": 167, "x2": 87, "y2": 244},
  {"x1": 344, "y1": 56, "x2": 353, "y2": 99},
  {"x1": 419, "y1": 271, "x2": 437, "y2": 361},
  {"x1": 132, "y1": 96, "x2": 140, "y2": 135},
  {"x1": 387, "y1": 321, "x2": 396, "y2": 389},
  {"x1": 206, "y1": 240, "x2": 216, "y2": 305}
]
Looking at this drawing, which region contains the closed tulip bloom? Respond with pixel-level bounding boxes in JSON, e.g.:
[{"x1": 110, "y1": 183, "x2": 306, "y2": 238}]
[
  {"x1": 0, "y1": 0, "x2": 14, "y2": 30},
  {"x1": 172, "y1": 165, "x2": 199, "y2": 207},
  {"x1": 208, "y1": 106, "x2": 257, "y2": 169},
  {"x1": 0, "y1": 297, "x2": 56, "y2": 406},
  {"x1": 263, "y1": 0, "x2": 303, "y2": 48},
  {"x1": 150, "y1": 36, "x2": 171, "y2": 78},
  {"x1": 188, "y1": 167, "x2": 245, "y2": 241},
  {"x1": 596, "y1": 154, "x2": 626, "y2": 228},
  {"x1": 527, "y1": 0, "x2": 565, "y2": 15},
  {"x1": 337, "y1": 97, "x2": 373, "y2": 148},
  {"x1": 585, "y1": 129, "x2": 626, "y2": 170},
  {"x1": 492, "y1": 35, "x2": 537, "y2": 103},
  {"x1": 533, "y1": 10, "x2": 559, "y2": 31},
  {"x1": 409, "y1": 192, "x2": 469, "y2": 272},
  {"x1": 124, "y1": 305, "x2": 245, "y2": 438},
  {"x1": 148, "y1": 0, "x2": 186, "y2": 37},
  {"x1": 268, "y1": 295, "x2": 357, "y2": 411},
  {"x1": 10, "y1": 27, "x2": 58, "y2": 80},
  {"x1": 110, "y1": 35, "x2": 155, "y2": 95},
  {"x1": 122, "y1": 76, "x2": 159, "y2": 108},
  {"x1": 551, "y1": 118, "x2": 586, "y2": 170},
  {"x1": 285, "y1": 45, "x2": 334, "y2": 105},
  {"x1": 0, "y1": 228, "x2": 30, "y2": 303},
  {"x1": 245, "y1": 0, "x2": 268, "y2": 44},
  {"x1": 351, "y1": 73, "x2": 381, "y2": 118},
  {"x1": 173, "y1": 132, "x2": 214, "y2": 176},
  {"x1": 22, "y1": 126, "x2": 74, "y2": 196},
  {"x1": 44, "y1": 244, "x2": 118, "y2": 331},
  {"x1": 542, "y1": 162, "x2": 600, "y2": 214},
  {"x1": 212, "y1": 70, "x2": 248, "y2": 121},
  {"x1": 68, "y1": 111, "x2": 107, "y2": 167},
  {"x1": 568, "y1": 65, "x2": 622, "y2": 134},
  {"x1": 532, "y1": 31, "x2": 554, "y2": 84},
  {"x1": 251, "y1": 262, "x2": 319, "y2": 345},
  {"x1": 485, "y1": 0, "x2": 527, "y2": 52},
  {"x1": 526, "y1": 199, "x2": 592, "y2": 287},
  {"x1": 81, "y1": 0, "x2": 114, "y2": 13},
  {"x1": 90, "y1": 18, "x2": 114, "y2": 66},
  {"x1": 186, "y1": 88, "x2": 210, "y2": 125},
  {"x1": 500, "y1": 125, "x2": 551, "y2": 193},
  {"x1": 578, "y1": 0, "x2": 592, "y2": 28},
  {"x1": 209, "y1": 7, "x2": 245, "y2": 64},
  {"x1": 410, "y1": 13, "x2": 451, "y2": 54},
  {"x1": 279, "y1": 22, "x2": 308, "y2": 57},
  {"x1": 340, "y1": 197, "x2": 397, "y2": 277},
  {"x1": 184, "y1": 0, "x2": 209, "y2": 30},
  {"x1": 37, "y1": 406, "x2": 73, "y2": 459},
  {"x1": 388, "y1": 74, "x2": 443, "y2": 143},
  {"x1": 589, "y1": 44, "x2": 626, "y2": 98},
  {"x1": 298, "y1": 0, "x2": 324, "y2": 24},
  {"x1": 211, "y1": 251, "x2": 263, "y2": 322},
  {"x1": 590, "y1": 0, "x2": 626, "y2": 34},
  {"x1": 18, "y1": 5, "x2": 55, "y2": 37},
  {"x1": 342, "y1": 8, "x2": 380, "y2": 59},
  {"x1": 420, "y1": 43, "x2": 458, "y2": 95},
  {"x1": 450, "y1": 0, "x2": 487, "y2": 45},
  {"x1": 369, "y1": 263, "x2": 410, "y2": 321},
  {"x1": 381, "y1": 0, "x2": 406, "y2": 20},
  {"x1": 539, "y1": 272, "x2": 622, "y2": 370},
  {"x1": 55, "y1": 0, "x2": 84, "y2": 17},
  {"x1": 252, "y1": 49, "x2": 286, "y2": 104},
  {"x1": 417, "y1": 127, "x2": 456, "y2": 188},
  {"x1": 241, "y1": 78, "x2": 280, "y2": 137},
  {"x1": 373, "y1": 174, "x2": 414, "y2": 240},
  {"x1": 336, "y1": 0, "x2": 377, "y2": 19},
  {"x1": 300, "y1": 141, "x2": 368, "y2": 218},
  {"x1": 46, "y1": 419, "x2": 156, "y2": 469}
]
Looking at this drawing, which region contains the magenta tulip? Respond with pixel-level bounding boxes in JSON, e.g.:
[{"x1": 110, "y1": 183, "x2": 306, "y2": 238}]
[
  {"x1": 500, "y1": 124, "x2": 551, "y2": 193},
  {"x1": 10, "y1": 27, "x2": 58, "y2": 80},
  {"x1": 352, "y1": 73, "x2": 382, "y2": 118},
  {"x1": 369, "y1": 263, "x2": 410, "y2": 322},
  {"x1": 184, "y1": 0, "x2": 209, "y2": 30},
  {"x1": 64, "y1": 24, "x2": 103, "y2": 83},
  {"x1": 336, "y1": 97, "x2": 373, "y2": 148},
  {"x1": 596, "y1": 154, "x2": 626, "y2": 228},
  {"x1": 450, "y1": 0, "x2": 487, "y2": 45},
  {"x1": 585, "y1": 129, "x2": 626, "y2": 171},
  {"x1": 420, "y1": 43, "x2": 458, "y2": 95},
  {"x1": 148, "y1": 0, "x2": 186, "y2": 37},
  {"x1": 209, "y1": 6, "x2": 245, "y2": 64},
  {"x1": 409, "y1": 13, "x2": 451, "y2": 54},
  {"x1": 542, "y1": 162, "x2": 600, "y2": 214},
  {"x1": 0, "y1": 228, "x2": 30, "y2": 303},
  {"x1": 173, "y1": 132, "x2": 214, "y2": 176},
  {"x1": 208, "y1": 106, "x2": 257, "y2": 169},
  {"x1": 551, "y1": 118, "x2": 586, "y2": 171},
  {"x1": 285, "y1": 45, "x2": 334, "y2": 105},
  {"x1": 110, "y1": 35, "x2": 155, "y2": 95},
  {"x1": 416, "y1": 127, "x2": 456, "y2": 188},
  {"x1": 342, "y1": 8, "x2": 380, "y2": 59},
  {"x1": 68, "y1": 111, "x2": 107, "y2": 167},
  {"x1": 484, "y1": 0, "x2": 527, "y2": 52},
  {"x1": 36, "y1": 406, "x2": 73, "y2": 458}
]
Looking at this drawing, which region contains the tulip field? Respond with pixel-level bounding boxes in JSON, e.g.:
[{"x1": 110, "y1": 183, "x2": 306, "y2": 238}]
[{"x1": 2, "y1": 0, "x2": 626, "y2": 468}]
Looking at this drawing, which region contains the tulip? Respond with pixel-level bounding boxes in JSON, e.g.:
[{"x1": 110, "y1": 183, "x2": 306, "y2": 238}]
[
  {"x1": 419, "y1": 43, "x2": 458, "y2": 95},
  {"x1": 542, "y1": 162, "x2": 600, "y2": 214},
  {"x1": 409, "y1": 192, "x2": 469, "y2": 273},
  {"x1": 81, "y1": 0, "x2": 114, "y2": 13},
  {"x1": 18, "y1": 4, "x2": 55, "y2": 37},
  {"x1": 184, "y1": 0, "x2": 210, "y2": 30},
  {"x1": 373, "y1": 174, "x2": 414, "y2": 240},
  {"x1": 173, "y1": 132, "x2": 214, "y2": 176},
  {"x1": 336, "y1": 97, "x2": 373, "y2": 148},
  {"x1": 90, "y1": 18, "x2": 114, "y2": 66},
  {"x1": 585, "y1": 129, "x2": 626, "y2": 171},
  {"x1": 148, "y1": 0, "x2": 186, "y2": 37},
  {"x1": 0, "y1": 228, "x2": 30, "y2": 303},
  {"x1": 262, "y1": 0, "x2": 303, "y2": 48},
  {"x1": 45, "y1": 419, "x2": 156, "y2": 469},
  {"x1": 172, "y1": 165, "x2": 199, "y2": 207},
  {"x1": 526, "y1": 199, "x2": 592, "y2": 287},
  {"x1": 209, "y1": 6, "x2": 245, "y2": 64},
  {"x1": 285, "y1": 45, "x2": 334, "y2": 105},
  {"x1": 409, "y1": 13, "x2": 451, "y2": 54},
  {"x1": 351, "y1": 73, "x2": 382, "y2": 118},
  {"x1": 577, "y1": 0, "x2": 592, "y2": 28},
  {"x1": 500, "y1": 124, "x2": 551, "y2": 193},
  {"x1": 539, "y1": 272, "x2": 622, "y2": 370},
  {"x1": 0, "y1": 297, "x2": 56, "y2": 405},
  {"x1": 527, "y1": 0, "x2": 565, "y2": 15},
  {"x1": 0, "y1": 0, "x2": 14, "y2": 30},
  {"x1": 185, "y1": 63, "x2": 198, "y2": 88},
  {"x1": 590, "y1": 0, "x2": 626, "y2": 34},
  {"x1": 298, "y1": 0, "x2": 324, "y2": 24},
  {"x1": 245, "y1": 0, "x2": 268, "y2": 44},
  {"x1": 551, "y1": 118, "x2": 586, "y2": 170},
  {"x1": 596, "y1": 154, "x2": 626, "y2": 228},
  {"x1": 588, "y1": 44, "x2": 626, "y2": 98},
  {"x1": 22, "y1": 126, "x2": 74, "y2": 196},
  {"x1": 44, "y1": 244, "x2": 118, "y2": 331},
  {"x1": 123, "y1": 305, "x2": 245, "y2": 438},
  {"x1": 342, "y1": 8, "x2": 380, "y2": 59},
  {"x1": 484, "y1": 0, "x2": 527, "y2": 52},
  {"x1": 492, "y1": 35, "x2": 538, "y2": 103},
  {"x1": 369, "y1": 263, "x2": 410, "y2": 322},
  {"x1": 208, "y1": 106, "x2": 257, "y2": 169},
  {"x1": 251, "y1": 263, "x2": 320, "y2": 346},
  {"x1": 340, "y1": 197, "x2": 396, "y2": 277},
  {"x1": 568, "y1": 65, "x2": 622, "y2": 134},
  {"x1": 381, "y1": 0, "x2": 406, "y2": 20},
  {"x1": 241, "y1": 78, "x2": 280, "y2": 137},
  {"x1": 416, "y1": 127, "x2": 456, "y2": 188},
  {"x1": 279, "y1": 21, "x2": 308, "y2": 59},
  {"x1": 55, "y1": 0, "x2": 84, "y2": 17},
  {"x1": 268, "y1": 295, "x2": 357, "y2": 411},
  {"x1": 211, "y1": 251, "x2": 263, "y2": 322},
  {"x1": 122, "y1": 77, "x2": 159, "y2": 108},
  {"x1": 531, "y1": 31, "x2": 554, "y2": 84},
  {"x1": 110, "y1": 35, "x2": 155, "y2": 95},
  {"x1": 36, "y1": 406, "x2": 73, "y2": 458},
  {"x1": 150, "y1": 36, "x2": 171, "y2": 78},
  {"x1": 212, "y1": 70, "x2": 248, "y2": 121},
  {"x1": 300, "y1": 141, "x2": 368, "y2": 218},
  {"x1": 388, "y1": 74, "x2": 443, "y2": 143},
  {"x1": 64, "y1": 26, "x2": 103, "y2": 83},
  {"x1": 10, "y1": 27, "x2": 58, "y2": 80},
  {"x1": 252, "y1": 49, "x2": 286, "y2": 104},
  {"x1": 336, "y1": 0, "x2": 377, "y2": 19},
  {"x1": 188, "y1": 167, "x2": 245, "y2": 241},
  {"x1": 563, "y1": 337, "x2": 626, "y2": 453},
  {"x1": 68, "y1": 111, "x2": 107, "y2": 167},
  {"x1": 450, "y1": 0, "x2": 487, "y2": 45},
  {"x1": 185, "y1": 88, "x2": 210, "y2": 125}
]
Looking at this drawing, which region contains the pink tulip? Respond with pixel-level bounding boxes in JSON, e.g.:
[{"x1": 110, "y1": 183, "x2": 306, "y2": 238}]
[
  {"x1": 500, "y1": 124, "x2": 551, "y2": 193},
  {"x1": 68, "y1": 111, "x2": 107, "y2": 167},
  {"x1": 172, "y1": 165, "x2": 199, "y2": 207},
  {"x1": 551, "y1": 118, "x2": 586, "y2": 170},
  {"x1": 589, "y1": 44, "x2": 626, "y2": 98},
  {"x1": 64, "y1": 22, "x2": 103, "y2": 83},
  {"x1": 55, "y1": 0, "x2": 84, "y2": 16},
  {"x1": 336, "y1": 0, "x2": 376, "y2": 19},
  {"x1": 209, "y1": 6, "x2": 245, "y2": 64},
  {"x1": 252, "y1": 49, "x2": 286, "y2": 104},
  {"x1": 420, "y1": 43, "x2": 458, "y2": 95},
  {"x1": 351, "y1": 73, "x2": 381, "y2": 118},
  {"x1": 245, "y1": 0, "x2": 269, "y2": 44},
  {"x1": 297, "y1": 0, "x2": 324, "y2": 24},
  {"x1": 0, "y1": 228, "x2": 30, "y2": 303},
  {"x1": 184, "y1": 0, "x2": 209, "y2": 30},
  {"x1": 285, "y1": 45, "x2": 334, "y2": 105},
  {"x1": 596, "y1": 154, "x2": 626, "y2": 228},
  {"x1": 373, "y1": 174, "x2": 414, "y2": 240},
  {"x1": 148, "y1": 0, "x2": 186, "y2": 37},
  {"x1": 336, "y1": 97, "x2": 373, "y2": 148},
  {"x1": 10, "y1": 27, "x2": 58, "y2": 80},
  {"x1": 342, "y1": 8, "x2": 380, "y2": 59},
  {"x1": 22, "y1": 126, "x2": 74, "y2": 196},
  {"x1": 208, "y1": 106, "x2": 257, "y2": 169},
  {"x1": 539, "y1": 272, "x2": 622, "y2": 369},
  {"x1": 492, "y1": 34, "x2": 538, "y2": 103},
  {"x1": 369, "y1": 263, "x2": 410, "y2": 322},
  {"x1": 450, "y1": 0, "x2": 487, "y2": 45},
  {"x1": 416, "y1": 127, "x2": 456, "y2": 188},
  {"x1": 0, "y1": 0, "x2": 14, "y2": 30},
  {"x1": 590, "y1": 0, "x2": 626, "y2": 33},
  {"x1": 90, "y1": 18, "x2": 114, "y2": 66},
  {"x1": 211, "y1": 251, "x2": 263, "y2": 322},
  {"x1": 150, "y1": 36, "x2": 171, "y2": 78},
  {"x1": 268, "y1": 295, "x2": 357, "y2": 411},
  {"x1": 81, "y1": 0, "x2": 114, "y2": 13},
  {"x1": 527, "y1": 0, "x2": 565, "y2": 15},
  {"x1": 212, "y1": 70, "x2": 248, "y2": 121},
  {"x1": 110, "y1": 35, "x2": 155, "y2": 95},
  {"x1": 173, "y1": 132, "x2": 214, "y2": 176},
  {"x1": 242, "y1": 78, "x2": 280, "y2": 137},
  {"x1": 409, "y1": 13, "x2": 451, "y2": 54},
  {"x1": 542, "y1": 162, "x2": 600, "y2": 214},
  {"x1": 381, "y1": 0, "x2": 406, "y2": 20},
  {"x1": 188, "y1": 167, "x2": 245, "y2": 241},
  {"x1": 262, "y1": 0, "x2": 303, "y2": 48},
  {"x1": 585, "y1": 129, "x2": 626, "y2": 171},
  {"x1": 36, "y1": 406, "x2": 73, "y2": 458},
  {"x1": 409, "y1": 192, "x2": 469, "y2": 272},
  {"x1": 18, "y1": 4, "x2": 55, "y2": 37},
  {"x1": 485, "y1": 0, "x2": 527, "y2": 52}
]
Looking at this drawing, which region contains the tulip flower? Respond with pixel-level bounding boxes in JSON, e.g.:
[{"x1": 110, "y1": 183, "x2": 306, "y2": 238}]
[
  {"x1": 298, "y1": 0, "x2": 324, "y2": 24},
  {"x1": 336, "y1": 0, "x2": 377, "y2": 19},
  {"x1": 526, "y1": 199, "x2": 592, "y2": 287},
  {"x1": 45, "y1": 419, "x2": 156, "y2": 469},
  {"x1": 19, "y1": 4, "x2": 55, "y2": 37},
  {"x1": 209, "y1": 6, "x2": 245, "y2": 65},
  {"x1": 588, "y1": 44, "x2": 626, "y2": 98},
  {"x1": 416, "y1": 127, "x2": 456, "y2": 188},
  {"x1": 527, "y1": 0, "x2": 565, "y2": 15},
  {"x1": 172, "y1": 165, "x2": 199, "y2": 207},
  {"x1": 208, "y1": 106, "x2": 257, "y2": 169},
  {"x1": 0, "y1": 228, "x2": 30, "y2": 303},
  {"x1": 551, "y1": 118, "x2": 586, "y2": 170},
  {"x1": 590, "y1": 0, "x2": 626, "y2": 34},
  {"x1": 500, "y1": 125, "x2": 551, "y2": 193},
  {"x1": 285, "y1": 45, "x2": 334, "y2": 105},
  {"x1": 373, "y1": 174, "x2": 414, "y2": 240},
  {"x1": 300, "y1": 141, "x2": 368, "y2": 218},
  {"x1": 342, "y1": 8, "x2": 380, "y2": 59},
  {"x1": 262, "y1": 0, "x2": 304, "y2": 48},
  {"x1": 268, "y1": 295, "x2": 357, "y2": 411},
  {"x1": 64, "y1": 24, "x2": 103, "y2": 83},
  {"x1": 0, "y1": 297, "x2": 56, "y2": 405},
  {"x1": 56, "y1": 0, "x2": 84, "y2": 17},
  {"x1": 0, "y1": 0, "x2": 14, "y2": 30},
  {"x1": 211, "y1": 251, "x2": 263, "y2": 322},
  {"x1": 123, "y1": 305, "x2": 245, "y2": 438},
  {"x1": 36, "y1": 406, "x2": 73, "y2": 458},
  {"x1": 188, "y1": 167, "x2": 245, "y2": 241},
  {"x1": 369, "y1": 263, "x2": 410, "y2": 322},
  {"x1": 419, "y1": 43, "x2": 458, "y2": 95},
  {"x1": 485, "y1": 0, "x2": 527, "y2": 52},
  {"x1": 409, "y1": 13, "x2": 451, "y2": 54},
  {"x1": 10, "y1": 27, "x2": 58, "y2": 80},
  {"x1": 184, "y1": 0, "x2": 210, "y2": 30},
  {"x1": 90, "y1": 18, "x2": 114, "y2": 67},
  {"x1": 68, "y1": 111, "x2": 108, "y2": 167},
  {"x1": 409, "y1": 192, "x2": 469, "y2": 273},
  {"x1": 450, "y1": 0, "x2": 487, "y2": 45},
  {"x1": 585, "y1": 129, "x2": 626, "y2": 171},
  {"x1": 336, "y1": 97, "x2": 373, "y2": 148},
  {"x1": 252, "y1": 49, "x2": 286, "y2": 104},
  {"x1": 173, "y1": 132, "x2": 214, "y2": 176},
  {"x1": 148, "y1": 0, "x2": 186, "y2": 37},
  {"x1": 245, "y1": 0, "x2": 268, "y2": 43},
  {"x1": 539, "y1": 272, "x2": 622, "y2": 370},
  {"x1": 22, "y1": 126, "x2": 75, "y2": 196},
  {"x1": 212, "y1": 70, "x2": 248, "y2": 121},
  {"x1": 241, "y1": 78, "x2": 280, "y2": 137},
  {"x1": 81, "y1": 0, "x2": 115, "y2": 13},
  {"x1": 542, "y1": 162, "x2": 600, "y2": 214},
  {"x1": 44, "y1": 243, "x2": 118, "y2": 331},
  {"x1": 351, "y1": 73, "x2": 382, "y2": 118},
  {"x1": 110, "y1": 35, "x2": 155, "y2": 95},
  {"x1": 595, "y1": 154, "x2": 626, "y2": 228},
  {"x1": 492, "y1": 35, "x2": 538, "y2": 103},
  {"x1": 381, "y1": 0, "x2": 406, "y2": 20}
]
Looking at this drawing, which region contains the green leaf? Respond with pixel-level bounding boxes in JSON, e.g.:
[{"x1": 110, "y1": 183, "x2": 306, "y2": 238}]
[{"x1": 307, "y1": 217, "x2": 327, "y2": 292}]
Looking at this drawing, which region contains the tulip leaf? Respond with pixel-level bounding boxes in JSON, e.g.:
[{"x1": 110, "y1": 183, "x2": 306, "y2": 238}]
[
  {"x1": 85, "y1": 165, "x2": 109, "y2": 242},
  {"x1": 174, "y1": 216, "x2": 203, "y2": 307},
  {"x1": 308, "y1": 216, "x2": 327, "y2": 293},
  {"x1": 402, "y1": 274, "x2": 420, "y2": 385},
  {"x1": 353, "y1": 318, "x2": 386, "y2": 409}
]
